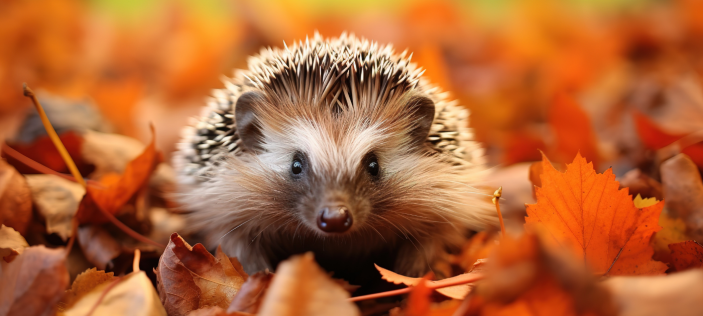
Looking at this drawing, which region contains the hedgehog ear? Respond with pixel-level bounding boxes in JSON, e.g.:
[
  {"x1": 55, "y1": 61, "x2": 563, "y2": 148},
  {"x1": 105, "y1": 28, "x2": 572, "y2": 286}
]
[
  {"x1": 235, "y1": 91, "x2": 266, "y2": 153},
  {"x1": 406, "y1": 94, "x2": 436, "y2": 147}
]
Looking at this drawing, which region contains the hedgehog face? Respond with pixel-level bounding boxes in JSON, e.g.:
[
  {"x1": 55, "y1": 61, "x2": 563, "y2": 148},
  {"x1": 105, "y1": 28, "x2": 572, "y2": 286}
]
[{"x1": 233, "y1": 89, "x2": 437, "y2": 237}]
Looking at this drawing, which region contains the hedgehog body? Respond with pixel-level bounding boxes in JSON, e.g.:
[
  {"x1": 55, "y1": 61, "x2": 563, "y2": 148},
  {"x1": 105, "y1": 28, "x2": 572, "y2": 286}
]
[{"x1": 173, "y1": 33, "x2": 495, "y2": 277}]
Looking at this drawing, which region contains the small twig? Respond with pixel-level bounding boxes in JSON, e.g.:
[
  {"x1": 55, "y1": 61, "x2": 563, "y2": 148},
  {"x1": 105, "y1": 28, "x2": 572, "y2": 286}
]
[
  {"x1": 133, "y1": 249, "x2": 141, "y2": 272},
  {"x1": 93, "y1": 200, "x2": 165, "y2": 248},
  {"x1": 349, "y1": 273, "x2": 484, "y2": 302},
  {"x1": 492, "y1": 186, "x2": 506, "y2": 237}
]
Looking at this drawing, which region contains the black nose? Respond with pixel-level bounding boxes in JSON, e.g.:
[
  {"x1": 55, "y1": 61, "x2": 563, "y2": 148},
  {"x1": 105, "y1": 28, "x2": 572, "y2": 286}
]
[{"x1": 317, "y1": 206, "x2": 353, "y2": 233}]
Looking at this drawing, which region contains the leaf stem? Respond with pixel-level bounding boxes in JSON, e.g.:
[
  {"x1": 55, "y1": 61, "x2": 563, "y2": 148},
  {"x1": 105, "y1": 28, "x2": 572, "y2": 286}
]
[
  {"x1": 133, "y1": 249, "x2": 141, "y2": 272},
  {"x1": 492, "y1": 186, "x2": 506, "y2": 237},
  {"x1": 22, "y1": 84, "x2": 86, "y2": 189}
]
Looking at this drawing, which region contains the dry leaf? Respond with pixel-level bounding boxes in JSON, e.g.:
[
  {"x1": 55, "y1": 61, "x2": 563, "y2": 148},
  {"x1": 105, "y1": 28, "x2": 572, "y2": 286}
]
[
  {"x1": 667, "y1": 241, "x2": 703, "y2": 272},
  {"x1": 660, "y1": 153, "x2": 703, "y2": 241},
  {"x1": 0, "y1": 246, "x2": 69, "y2": 316},
  {"x1": 604, "y1": 269, "x2": 703, "y2": 316},
  {"x1": 59, "y1": 268, "x2": 116, "y2": 310},
  {"x1": 81, "y1": 130, "x2": 147, "y2": 179},
  {"x1": 77, "y1": 225, "x2": 122, "y2": 270},
  {"x1": 453, "y1": 231, "x2": 497, "y2": 272},
  {"x1": 0, "y1": 160, "x2": 32, "y2": 235},
  {"x1": 228, "y1": 271, "x2": 273, "y2": 314},
  {"x1": 526, "y1": 153, "x2": 667, "y2": 275},
  {"x1": 76, "y1": 128, "x2": 161, "y2": 224},
  {"x1": 375, "y1": 263, "x2": 483, "y2": 300},
  {"x1": 156, "y1": 233, "x2": 246, "y2": 316},
  {"x1": 257, "y1": 253, "x2": 360, "y2": 316},
  {"x1": 61, "y1": 271, "x2": 166, "y2": 316},
  {"x1": 0, "y1": 225, "x2": 28, "y2": 262},
  {"x1": 24, "y1": 174, "x2": 84, "y2": 240}
]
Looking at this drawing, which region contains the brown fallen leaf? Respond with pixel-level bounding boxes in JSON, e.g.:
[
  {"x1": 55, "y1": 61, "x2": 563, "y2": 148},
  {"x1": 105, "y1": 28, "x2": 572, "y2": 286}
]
[
  {"x1": 375, "y1": 262, "x2": 485, "y2": 300},
  {"x1": 156, "y1": 233, "x2": 247, "y2": 316},
  {"x1": 60, "y1": 271, "x2": 166, "y2": 316},
  {"x1": 0, "y1": 246, "x2": 69, "y2": 316},
  {"x1": 0, "y1": 224, "x2": 28, "y2": 262},
  {"x1": 257, "y1": 253, "x2": 360, "y2": 316},
  {"x1": 77, "y1": 225, "x2": 122, "y2": 270},
  {"x1": 59, "y1": 268, "x2": 116, "y2": 311},
  {"x1": 76, "y1": 128, "x2": 162, "y2": 224},
  {"x1": 24, "y1": 174, "x2": 84, "y2": 240},
  {"x1": 227, "y1": 271, "x2": 273, "y2": 314},
  {"x1": 604, "y1": 269, "x2": 703, "y2": 316},
  {"x1": 668, "y1": 241, "x2": 703, "y2": 272},
  {"x1": 80, "y1": 130, "x2": 147, "y2": 179},
  {"x1": 0, "y1": 160, "x2": 33, "y2": 235},
  {"x1": 660, "y1": 153, "x2": 703, "y2": 241},
  {"x1": 526, "y1": 153, "x2": 667, "y2": 276}
]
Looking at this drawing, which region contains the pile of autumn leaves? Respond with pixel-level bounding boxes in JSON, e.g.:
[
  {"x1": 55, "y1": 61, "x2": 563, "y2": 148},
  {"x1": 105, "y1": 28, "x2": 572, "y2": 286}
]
[{"x1": 2, "y1": 133, "x2": 703, "y2": 315}]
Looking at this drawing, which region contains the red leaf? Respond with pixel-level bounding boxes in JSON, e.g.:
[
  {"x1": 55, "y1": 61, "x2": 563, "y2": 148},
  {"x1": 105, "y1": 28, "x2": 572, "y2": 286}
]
[{"x1": 668, "y1": 240, "x2": 703, "y2": 272}]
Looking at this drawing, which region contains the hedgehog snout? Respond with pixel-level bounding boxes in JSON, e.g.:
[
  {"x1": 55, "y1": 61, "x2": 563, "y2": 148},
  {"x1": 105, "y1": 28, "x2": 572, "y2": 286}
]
[{"x1": 317, "y1": 204, "x2": 353, "y2": 233}]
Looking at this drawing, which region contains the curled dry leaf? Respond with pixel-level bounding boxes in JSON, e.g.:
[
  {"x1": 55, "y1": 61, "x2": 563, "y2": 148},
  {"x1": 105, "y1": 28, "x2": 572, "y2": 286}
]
[
  {"x1": 156, "y1": 233, "x2": 247, "y2": 316},
  {"x1": 660, "y1": 153, "x2": 703, "y2": 241},
  {"x1": 227, "y1": 271, "x2": 273, "y2": 314},
  {"x1": 375, "y1": 263, "x2": 484, "y2": 300},
  {"x1": 24, "y1": 174, "x2": 84, "y2": 240},
  {"x1": 0, "y1": 224, "x2": 28, "y2": 262},
  {"x1": 526, "y1": 153, "x2": 667, "y2": 276},
  {"x1": 667, "y1": 241, "x2": 703, "y2": 272},
  {"x1": 76, "y1": 127, "x2": 161, "y2": 224},
  {"x1": 0, "y1": 246, "x2": 69, "y2": 316},
  {"x1": 257, "y1": 253, "x2": 360, "y2": 316},
  {"x1": 604, "y1": 269, "x2": 703, "y2": 316},
  {"x1": 619, "y1": 169, "x2": 663, "y2": 201},
  {"x1": 465, "y1": 232, "x2": 617, "y2": 316},
  {"x1": 61, "y1": 271, "x2": 166, "y2": 316},
  {"x1": 59, "y1": 268, "x2": 116, "y2": 310},
  {"x1": 77, "y1": 225, "x2": 122, "y2": 270},
  {"x1": 0, "y1": 160, "x2": 32, "y2": 235}
]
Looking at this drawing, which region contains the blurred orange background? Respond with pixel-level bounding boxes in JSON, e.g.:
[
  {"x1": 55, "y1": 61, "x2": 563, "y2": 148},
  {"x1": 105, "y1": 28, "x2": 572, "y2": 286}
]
[{"x1": 2, "y1": 0, "x2": 703, "y2": 173}]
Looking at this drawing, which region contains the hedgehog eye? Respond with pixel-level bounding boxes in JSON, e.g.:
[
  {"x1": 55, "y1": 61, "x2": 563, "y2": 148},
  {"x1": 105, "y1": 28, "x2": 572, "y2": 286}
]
[
  {"x1": 366, "y1": 154, "x2": 380, "y2": 178},
  {"x1": 291, "y1": 152, "x2": 306, "y2": 176},
  {"x1": 291, "y1": 159, "x2": 303, "y2": 175}
]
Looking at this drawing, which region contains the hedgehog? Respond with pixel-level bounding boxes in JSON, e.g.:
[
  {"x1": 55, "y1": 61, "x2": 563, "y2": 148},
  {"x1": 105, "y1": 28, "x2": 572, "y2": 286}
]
[{"x1": 173, "y1": 33, "x2": 496, "y2": 278}]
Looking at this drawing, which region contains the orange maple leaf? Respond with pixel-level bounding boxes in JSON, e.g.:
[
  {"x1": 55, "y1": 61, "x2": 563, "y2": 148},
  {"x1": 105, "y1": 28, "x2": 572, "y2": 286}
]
[
  {"x1": 525, "y1": 153, "x2": 667, "y2": 276},
  {"x1": 76, "y1": 127, "x2": 162, "y2": 224}
]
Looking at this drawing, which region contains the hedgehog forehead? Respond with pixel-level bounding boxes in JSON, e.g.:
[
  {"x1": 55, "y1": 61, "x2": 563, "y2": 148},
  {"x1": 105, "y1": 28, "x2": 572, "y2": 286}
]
[{"x1": 261, "y1": 117, "x2": 401, "y2": 176}]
